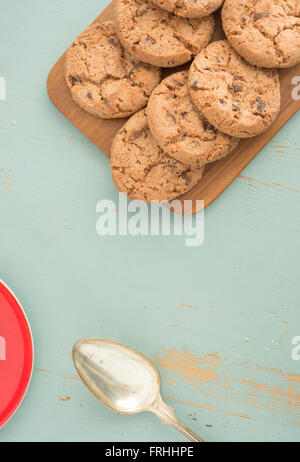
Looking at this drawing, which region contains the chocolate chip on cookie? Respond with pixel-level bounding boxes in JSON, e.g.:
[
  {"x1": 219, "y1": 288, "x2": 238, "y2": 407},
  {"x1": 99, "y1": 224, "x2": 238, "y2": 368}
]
[
  {"x1": 147, "y1": 71, "x2": 239, "y2": 168},
  {"x1": 151, "y1": 0, "x2": 224, "y2": 19},
  {"x1": 189, "y1": 40, "x2": 281, "y2": 138},
  {"x1": 110, "y1": 109, "x2": 205, "y2": 202},
  {"x1": 114, "y1": 0, "x2": 215, "y2": 68},
  {"x1": 65, "y1": 21, "x2": 161, "y2": 119},
  {"x1": 222, "y1": 0, "x2": 300, "y2": 68}
]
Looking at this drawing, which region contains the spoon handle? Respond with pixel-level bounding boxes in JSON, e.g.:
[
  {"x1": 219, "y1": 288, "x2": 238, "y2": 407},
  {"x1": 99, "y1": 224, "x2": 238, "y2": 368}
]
[{"x1": 151, "y1": 395, "x2": 205, "y2": 443}]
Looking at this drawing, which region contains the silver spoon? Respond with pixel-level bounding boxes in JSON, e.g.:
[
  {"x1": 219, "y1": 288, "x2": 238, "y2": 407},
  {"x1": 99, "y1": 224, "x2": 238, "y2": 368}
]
[{"x1": 72, "y1": 338, "x2": 204, "y2": 442}]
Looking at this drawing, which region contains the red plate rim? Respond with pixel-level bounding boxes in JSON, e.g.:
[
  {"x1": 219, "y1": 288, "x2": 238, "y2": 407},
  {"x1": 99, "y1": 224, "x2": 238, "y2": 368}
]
[{"x1": 0, "y1": 279, "x2": 34, "y2": 429}]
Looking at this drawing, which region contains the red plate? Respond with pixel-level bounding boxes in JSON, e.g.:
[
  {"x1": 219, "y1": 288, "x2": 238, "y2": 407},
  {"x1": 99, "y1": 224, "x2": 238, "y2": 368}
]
[{"x1": 0, "y1": 280, "x2": 33, "y2": 428}]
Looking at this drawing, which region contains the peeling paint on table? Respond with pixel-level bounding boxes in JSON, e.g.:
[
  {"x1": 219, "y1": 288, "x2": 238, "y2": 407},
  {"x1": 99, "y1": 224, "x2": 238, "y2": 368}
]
[{"x1": 155, "y1": 349, "x2": 300, "y2": 429}]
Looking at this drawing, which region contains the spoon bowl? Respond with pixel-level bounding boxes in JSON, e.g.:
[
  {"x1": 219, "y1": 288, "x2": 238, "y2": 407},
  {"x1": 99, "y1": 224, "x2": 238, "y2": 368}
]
[
  {"x1": 73, "y1": 338, "x2": 160, "y2": 414},
  {"x1": 73, "y1": 338, "x2": 204, "y2": 442}
]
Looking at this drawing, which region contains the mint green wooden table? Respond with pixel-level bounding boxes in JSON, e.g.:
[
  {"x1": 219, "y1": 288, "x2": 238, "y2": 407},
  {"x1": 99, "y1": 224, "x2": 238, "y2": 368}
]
[{"x1": 0, "y1": 0, "x2": 299, "y2": 442}]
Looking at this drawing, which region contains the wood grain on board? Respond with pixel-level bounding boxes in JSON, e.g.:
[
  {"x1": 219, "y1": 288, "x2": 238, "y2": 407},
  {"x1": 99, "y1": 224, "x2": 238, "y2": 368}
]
[{"x1": 47, "y1": 0, "x2": 300, "y2": 215}]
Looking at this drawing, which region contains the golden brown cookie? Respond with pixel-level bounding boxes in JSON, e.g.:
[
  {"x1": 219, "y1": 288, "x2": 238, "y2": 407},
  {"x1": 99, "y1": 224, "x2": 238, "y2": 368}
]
[
  {"x1": 222, "y1": 0, "x2": 300, "y2": 68},
  {"x1": 114, "y1": 0, "x2": 215, "y2": 68},
  {"x1": 189, "y1": 40, "x2": 281, "y2": 138},
  {"x1": 147, "y1": 71, "x2": 239, "y2": 168},
  {"x1": 110, "y1": 109, "x2": 205, "y2": 202},
  {"x1": 65, "y1": 21, "x2": 161, "y2": 119},
  {"x1": 152, "y1": 0, "x2": 224, "y2": 19}
]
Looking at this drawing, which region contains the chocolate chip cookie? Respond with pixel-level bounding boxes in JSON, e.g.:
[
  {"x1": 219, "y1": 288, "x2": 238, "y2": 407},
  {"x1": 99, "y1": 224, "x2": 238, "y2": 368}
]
[
  {"x1": 147, "y1": 71, "x2": 239, "y2": 167},
  {"x1": 189, "y1": 40, "x2": 281, "y2": 138},
  {"x1": 152, "y1": 0, "x2": 224, "y2": 19},
  {"x1": 222, "y1": 0, "x2": 300, "y2": 68},
  {"x1": 65, "y1": 21, "x2": 161, "y2": 118},
  {"x1": 110, "y1": 109, "x2": 205, "y2": 202},
  {"x1": 114, "y1": 0, "x2": 215, "y2": 68}
]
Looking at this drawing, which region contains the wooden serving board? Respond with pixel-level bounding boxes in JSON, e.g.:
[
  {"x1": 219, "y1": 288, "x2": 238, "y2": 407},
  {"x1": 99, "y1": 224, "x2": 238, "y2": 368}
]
[{"x1": 47, "y1": 0, "x2": 300, "y2": 214}]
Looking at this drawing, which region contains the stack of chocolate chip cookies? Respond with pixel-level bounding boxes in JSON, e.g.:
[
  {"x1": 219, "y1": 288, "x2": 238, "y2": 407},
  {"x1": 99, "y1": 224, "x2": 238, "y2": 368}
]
[{"x1": 65, "y1": 0, "x2": 300, "y2": 203}]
